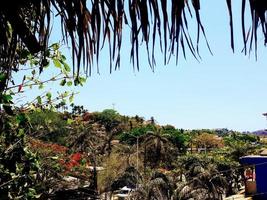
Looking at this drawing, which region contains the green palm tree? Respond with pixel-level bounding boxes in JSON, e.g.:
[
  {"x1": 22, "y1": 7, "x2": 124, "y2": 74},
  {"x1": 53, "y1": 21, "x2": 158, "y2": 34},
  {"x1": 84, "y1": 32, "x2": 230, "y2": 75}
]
[
  {"x1": 174, "y1": 156, "x2": 227, "y2": 200},
  {"x1": 142, "y1": 130, "x2": 173, "y2": 170},
  {"x1": 111, "y1": 166, "x2": 140, "y2": 191},
  {"x1": 131, "y1": 171, "x2": 173, "y2": 200}
]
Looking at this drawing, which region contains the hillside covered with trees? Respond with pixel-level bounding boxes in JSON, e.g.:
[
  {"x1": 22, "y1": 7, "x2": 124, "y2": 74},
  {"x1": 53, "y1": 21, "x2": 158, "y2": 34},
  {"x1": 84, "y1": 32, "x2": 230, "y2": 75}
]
[{"x1": 1, "y1": 105, "x2": 263, "y2": 199}]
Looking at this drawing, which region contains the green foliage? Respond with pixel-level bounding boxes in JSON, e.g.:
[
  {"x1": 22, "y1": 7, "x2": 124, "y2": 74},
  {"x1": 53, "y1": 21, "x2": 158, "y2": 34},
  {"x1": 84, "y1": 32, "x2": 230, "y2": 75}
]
[
  {"x1": 92, "y1": 109, "x2": 121, "y2": 132},
  {"x1": 28, "y1": 109, "x2": 69, "y2": 145},
  {"x1": 6, "y1": 43, "x2": 86, "y2": 111},
  {"x1": 1, "y1": 101, "x2": 264, "y2": 199},
  {"x1": 0, "y1": 111, "x2": 41, "y2": 199},
  {"x1": 119, "y1": 125, "x2": 157, "y2": 145},
  {"x1": 0, "y1": 43, "x2": 86, "y2": 199},
  {"x1": 94, "y1": 109, "x2": 120, "y2": 122},
  {"x1": 224, "y1": 132, "x2": 258, "y2": 145},
  {"x1": 162, "y1": 127, "x2": 190, "y2": 152}
]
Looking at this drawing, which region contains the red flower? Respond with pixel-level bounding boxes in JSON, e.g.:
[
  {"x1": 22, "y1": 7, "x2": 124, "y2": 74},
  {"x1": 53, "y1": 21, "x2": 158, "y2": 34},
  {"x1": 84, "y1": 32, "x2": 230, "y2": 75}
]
[{"x1": 70, "y1": 153, "x2": 81, "y2": 162}]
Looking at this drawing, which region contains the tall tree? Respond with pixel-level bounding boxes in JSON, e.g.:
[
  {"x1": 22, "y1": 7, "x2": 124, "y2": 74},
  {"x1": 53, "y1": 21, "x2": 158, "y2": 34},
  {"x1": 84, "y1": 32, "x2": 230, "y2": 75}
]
[
  {"x1": 142, "y1": 130, "x2": 174, "y2": 169},
  {"x1": 175, "y1": 156, "x2": 227, "y2": 200},
  {"x1": 131, "y1": 171, "x2": 174, "y2": 200}
]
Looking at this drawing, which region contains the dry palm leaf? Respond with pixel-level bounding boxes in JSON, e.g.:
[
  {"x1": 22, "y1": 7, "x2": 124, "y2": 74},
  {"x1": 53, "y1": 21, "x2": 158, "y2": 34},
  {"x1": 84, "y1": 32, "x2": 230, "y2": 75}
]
[{"x1": 0, "y1": 0, "x2": 266, "y2": 78}]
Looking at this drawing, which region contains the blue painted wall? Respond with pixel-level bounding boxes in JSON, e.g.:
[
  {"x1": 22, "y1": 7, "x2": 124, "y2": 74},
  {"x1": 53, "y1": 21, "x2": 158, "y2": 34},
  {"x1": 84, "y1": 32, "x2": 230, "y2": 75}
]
[{"x1": 240, "y1": 156, "x2": 267, "y2": 199}]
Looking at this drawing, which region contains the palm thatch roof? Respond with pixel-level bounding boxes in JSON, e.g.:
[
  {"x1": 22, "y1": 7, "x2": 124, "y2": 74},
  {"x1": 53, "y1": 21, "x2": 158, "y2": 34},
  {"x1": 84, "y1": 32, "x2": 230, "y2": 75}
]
[{"x1": 0, "y1": 0, "x2": 266, "y2": 78}]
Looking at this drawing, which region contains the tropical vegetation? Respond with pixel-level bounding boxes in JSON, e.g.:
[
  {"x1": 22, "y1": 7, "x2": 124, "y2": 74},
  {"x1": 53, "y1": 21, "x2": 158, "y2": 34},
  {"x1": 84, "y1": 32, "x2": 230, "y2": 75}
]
[
  {"x1": 1, "y1": 0, "x2": 267, "y2": 199},
  {"x1": 1, "y1": 105, "x2": 264, "y2": 199}
]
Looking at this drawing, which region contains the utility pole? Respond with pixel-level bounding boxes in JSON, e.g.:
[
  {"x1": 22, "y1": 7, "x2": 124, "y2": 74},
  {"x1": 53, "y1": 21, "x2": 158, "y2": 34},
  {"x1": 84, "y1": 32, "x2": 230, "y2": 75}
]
[
  {"x1": 136, "y1": 136, "x2": 139, "y2": 189},
  {"x1": 112, "y1": 103, "x2": 115, "y2": 110},
  {"x1": 263, "y1": 113, "x2": 267, "y2": 129}
]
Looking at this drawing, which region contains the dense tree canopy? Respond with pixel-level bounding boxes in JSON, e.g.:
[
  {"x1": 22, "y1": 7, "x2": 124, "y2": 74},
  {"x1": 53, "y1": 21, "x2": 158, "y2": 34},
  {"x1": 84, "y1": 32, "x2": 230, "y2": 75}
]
[{"x1": 0, "y1": 0, "x2": 267, "y2": 84}]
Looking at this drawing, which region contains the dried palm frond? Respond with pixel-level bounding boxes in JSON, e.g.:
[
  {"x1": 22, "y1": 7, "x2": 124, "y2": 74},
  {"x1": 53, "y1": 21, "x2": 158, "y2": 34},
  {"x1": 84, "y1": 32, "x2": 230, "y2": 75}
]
[
  {"x1": 0, "y1": 0, "x2": 266, "y2": 80},
  {"x1": 241, "y1": 0, "x2": 267, "y2": 58}
]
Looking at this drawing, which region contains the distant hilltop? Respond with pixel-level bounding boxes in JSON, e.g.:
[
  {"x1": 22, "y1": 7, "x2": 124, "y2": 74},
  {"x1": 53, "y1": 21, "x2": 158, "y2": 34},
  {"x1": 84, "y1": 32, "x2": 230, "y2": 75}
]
[{"x1": 252, "y1": 130, "x2": 267, "y2": 136}]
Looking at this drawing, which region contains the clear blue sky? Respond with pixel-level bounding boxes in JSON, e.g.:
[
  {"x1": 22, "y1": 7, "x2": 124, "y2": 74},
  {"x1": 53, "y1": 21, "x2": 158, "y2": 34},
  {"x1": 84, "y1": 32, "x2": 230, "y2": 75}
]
[{"x1": 19, "y1": 1, "x2": 267, "y2": 132}]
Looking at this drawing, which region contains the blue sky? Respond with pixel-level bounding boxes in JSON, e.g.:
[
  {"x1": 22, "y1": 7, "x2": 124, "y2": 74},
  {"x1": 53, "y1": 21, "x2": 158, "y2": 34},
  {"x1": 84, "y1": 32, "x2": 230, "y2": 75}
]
[{"x1": 18, "y1": 1, "x2": 267, "y2": 131}]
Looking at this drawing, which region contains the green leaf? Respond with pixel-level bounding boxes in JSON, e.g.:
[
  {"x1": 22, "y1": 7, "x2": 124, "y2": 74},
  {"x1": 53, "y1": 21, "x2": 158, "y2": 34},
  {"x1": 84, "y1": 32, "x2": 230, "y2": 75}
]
[
  {"x1": 80, "y1": 77, "x2": 87, "y2": 83},
  {"x1": 33, "y1": 60, "x2": 39, "y2": 65},
  {"x1": 0, "y1": 73, "x2": 6, "y2": 82},
  {"x1": 67, "y1": 118, "x2": 74, "y2": 125},
  {"x1": 18, "y1": 128, "x2": 25, "y2": 137},
  {"x1": 46, "y1": 92, "x2": 52, "y2": 101},
  {"x1": 60, "y1": 79, "x2": 66, "y2": 86},
  {"x1": 31, "y1": 70, "x2": 36, "y2": 75},
  {"x1": 67, "y1": 81, "x2": 72, "y2": 86},
  {"x1": 63, "y1": 91, "x2": 69, "y2": 97},
  {"x1": 61, "y1": 55, "x2": 66, "y2": 61},
  {"x1": 27, "y1": 54, "x2": 33, "y2": 60},
  {"x1": 63, "y1": 63, "x2": 71, "y2": 72},
  {"x1": 16, "y1": 113, "x2": 27, "y2": 125},
  {"x1": 3, "y1": 94, "x2": 13, "y2": 102},
  {"x1": 53, "y1": 59, "x2": 61, "y2": 68},
  {"x1": 38, "y1": 83, "x2": 44, "y2": 89},
  {"x1": 74, "y1": 77, "x2": 87, "y2": 86},
  {"x1": 69, "y1": 94, "x2": 74, "y2": 102},
  {"x1": 37, "y1": 96, "x2": 42, "y2": 104},
  {"x1": 74, "y1": 78, "x2": 79, "y2": 86},
  {"x1": 26, "y1": 76, "x2": 32, "y2": 80},
  {"x1": 51, "y1": 43, "x2": 60, "y2": 50}
]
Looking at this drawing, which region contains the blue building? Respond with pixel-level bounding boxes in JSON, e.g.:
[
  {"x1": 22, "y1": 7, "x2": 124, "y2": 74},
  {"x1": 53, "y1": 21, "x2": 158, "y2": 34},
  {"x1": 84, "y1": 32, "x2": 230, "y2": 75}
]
[{"x1": 240, "y1": 155, "x2": 267, "y2": 199}]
